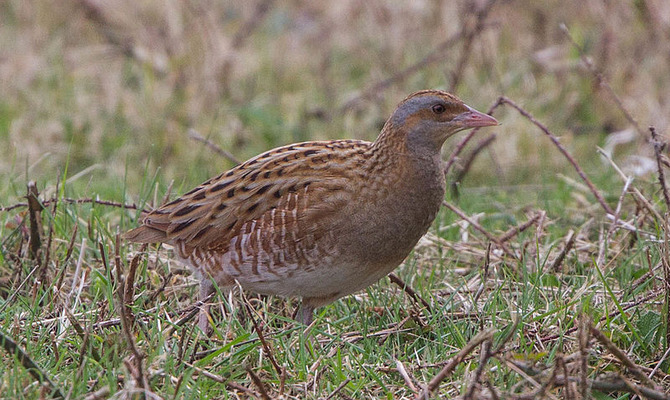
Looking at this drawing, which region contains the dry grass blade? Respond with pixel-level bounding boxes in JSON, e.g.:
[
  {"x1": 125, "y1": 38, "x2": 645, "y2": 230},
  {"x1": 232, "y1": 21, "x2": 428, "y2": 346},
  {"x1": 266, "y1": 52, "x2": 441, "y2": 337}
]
[
  {"x1": 162, "y1": 293, "x2": 215, "y2": 339},
  {"x1": 416, "y1": 328, "x2": 495, "y2": 399},
  {"x1": 394, "y1": 359, "x2": 418, "y2": 393},
  {"x1": 442, "y1": 200, "x2": 516, "y2": 258},
  {"x1": 597, "y1": 147, "x2": 665, "y2": 222},
  {"x1": 0, "y1": 264, "x2": 39, "y2": 315},
  {"x1": 183, "y1": 361, "x2": 258, "y2": 396},
  {"x1": 114, "y1": 233, "x2": 148, "y2": 391},
  {"x1": 123, "y1": 243, "x2": 147, "y2": 316},
  {"x1": 64, "y1": 308, "x2": 101, "y2": 362},
  {"x1": 540, "y1": 289, "x2": 664, "y2": 342},
  {"x1": 553, "y1": 374, "x2": 670, "y2": 400}
]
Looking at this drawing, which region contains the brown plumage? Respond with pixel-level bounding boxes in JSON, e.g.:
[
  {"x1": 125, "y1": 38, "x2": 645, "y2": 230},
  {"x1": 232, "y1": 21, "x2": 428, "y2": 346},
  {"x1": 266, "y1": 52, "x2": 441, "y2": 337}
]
[{"x1": 124, "y1": 90, "x2": 498, "y2": 328}]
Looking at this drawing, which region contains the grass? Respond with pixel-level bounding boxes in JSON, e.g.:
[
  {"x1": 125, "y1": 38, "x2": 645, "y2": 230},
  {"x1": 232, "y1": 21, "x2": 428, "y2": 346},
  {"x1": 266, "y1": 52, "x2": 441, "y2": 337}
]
[{"x1": 1, "y1": 1, "x2": 670, "y2": 399}]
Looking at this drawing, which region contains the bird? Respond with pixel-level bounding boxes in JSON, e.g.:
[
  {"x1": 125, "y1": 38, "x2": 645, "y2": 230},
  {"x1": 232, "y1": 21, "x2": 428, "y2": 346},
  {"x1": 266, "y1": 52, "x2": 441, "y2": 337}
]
[{"x1": 124, "y1": 90, "x2": 498, "y2": 331}]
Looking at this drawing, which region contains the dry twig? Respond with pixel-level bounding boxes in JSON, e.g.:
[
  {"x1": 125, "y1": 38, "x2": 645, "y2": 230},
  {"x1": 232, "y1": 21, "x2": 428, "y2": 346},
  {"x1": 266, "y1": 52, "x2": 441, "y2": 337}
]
[
  {"x1": 188, "y1": 128, "x2": 242, "y2": 165},
  {"x1": 388, "y1": 273, "x2": 432, "y2": 312},
  {"x1": 547, "y1": 229, "x2": 576, "y2": 272},
  {"x1": 0, "y1": 329, "x2": 64, "y2": 398},
  {"x1": 560, "y1": 24, "x2": 644, "y2": 136},
  {"x1": 442, "y1": 201, "x2": 516, "y2": 258},
  {"x1": 589, "y1": 322, "x2": 657, "y2": 387},
  {"x1": 650, "y1": 126, "x2": 670, "y2": 210},
  {"x1": 495, "y1": 96, "x2": 614, "y2": 215},
  {"x1": 1, "y1": 197, "x2": 145, "y2": 213},
  {"x1": 416, "y1": 328, "x2": 495, "y2": 399},
  {"x1": 450, "y1": 133, "x2": 497, "y2": 198},
  {"x1": 114, "y1": 234, "x2": 148, "y2": 391},
  {"x1": 26, "y1": 182, "x2": 43, "y2": 262},
  {"x1": 449, "y1": 0, "x2": 498, "y2": 92},
  {"x1": 241, "y1": 295, "x2": 283, "y2": 377},
  {"x1": 245, "y1": 364, "x2": 273, "y2": 400},
  {"x1": 498, "y1": 213, "x2": 541, "y2": 243}
]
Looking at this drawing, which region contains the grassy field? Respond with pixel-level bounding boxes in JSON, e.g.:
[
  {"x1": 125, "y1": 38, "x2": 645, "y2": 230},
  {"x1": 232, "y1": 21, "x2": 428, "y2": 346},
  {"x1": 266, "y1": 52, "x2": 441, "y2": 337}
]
[{"x1": 1, "y1": 1, "x2": 670, "y2": 399}]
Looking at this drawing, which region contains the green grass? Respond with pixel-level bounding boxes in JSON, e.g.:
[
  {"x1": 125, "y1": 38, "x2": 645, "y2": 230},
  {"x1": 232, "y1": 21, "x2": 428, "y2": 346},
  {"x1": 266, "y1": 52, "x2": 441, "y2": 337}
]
[{"x1": 2, "y1": 1, "x2": 670, "y2": 399}]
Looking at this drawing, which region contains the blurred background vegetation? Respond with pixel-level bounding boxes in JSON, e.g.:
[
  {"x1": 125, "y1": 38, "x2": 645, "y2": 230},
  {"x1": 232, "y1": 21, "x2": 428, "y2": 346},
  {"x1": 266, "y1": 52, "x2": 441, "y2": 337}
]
[
  {"x1": 3, "y1": 1, "x2": 670, "y2": 398},
  {"x1": 2, "y1": 0, "x2": 668, "y2": 204}
]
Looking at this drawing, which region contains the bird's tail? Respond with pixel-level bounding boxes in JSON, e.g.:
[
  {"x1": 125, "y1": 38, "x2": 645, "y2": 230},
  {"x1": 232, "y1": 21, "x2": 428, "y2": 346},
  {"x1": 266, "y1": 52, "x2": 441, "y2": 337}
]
[{"x1": 123, "y1": 225, "x2": 168, "y2": 243}]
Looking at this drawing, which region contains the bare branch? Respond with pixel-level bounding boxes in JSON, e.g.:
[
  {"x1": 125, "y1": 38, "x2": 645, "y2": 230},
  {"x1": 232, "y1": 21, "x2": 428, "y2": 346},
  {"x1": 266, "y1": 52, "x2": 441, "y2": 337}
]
[
  {"x1": 496, "y1": 96, "x2": 614, "y2": 215},
  {"x1": 188, "y1": 128, "x2": 241, "y2": 165}
]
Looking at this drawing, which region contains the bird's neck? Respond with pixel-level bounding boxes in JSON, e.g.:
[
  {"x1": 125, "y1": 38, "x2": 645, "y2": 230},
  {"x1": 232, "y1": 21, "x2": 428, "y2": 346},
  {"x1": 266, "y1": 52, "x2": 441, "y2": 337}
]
[
  {"x1": 363, "y1": 123, "x2": 447, "y2": 217},
  {"x1": 367, "y1": 122, "x2": 445, "y2": 179}
]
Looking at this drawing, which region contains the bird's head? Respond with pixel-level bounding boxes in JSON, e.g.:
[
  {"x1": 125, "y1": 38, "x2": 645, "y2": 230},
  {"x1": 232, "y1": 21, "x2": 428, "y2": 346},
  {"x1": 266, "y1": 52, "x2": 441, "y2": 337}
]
[{"x1": 380, "y1": 90, "x2": 498, "y2": 155}]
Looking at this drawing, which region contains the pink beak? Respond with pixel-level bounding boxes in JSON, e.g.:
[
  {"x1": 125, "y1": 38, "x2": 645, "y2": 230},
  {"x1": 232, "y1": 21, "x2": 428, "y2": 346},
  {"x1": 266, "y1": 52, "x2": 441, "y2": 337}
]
[{"x1": 454, "y1": 105, "x2": 499, "y2": 128}]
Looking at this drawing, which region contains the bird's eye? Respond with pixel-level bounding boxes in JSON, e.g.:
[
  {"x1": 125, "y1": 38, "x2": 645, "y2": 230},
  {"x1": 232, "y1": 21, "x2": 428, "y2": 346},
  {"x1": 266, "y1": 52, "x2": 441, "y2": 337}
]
[{"x1": 432, "y1": 104, "x2": 446, "y2": 114}]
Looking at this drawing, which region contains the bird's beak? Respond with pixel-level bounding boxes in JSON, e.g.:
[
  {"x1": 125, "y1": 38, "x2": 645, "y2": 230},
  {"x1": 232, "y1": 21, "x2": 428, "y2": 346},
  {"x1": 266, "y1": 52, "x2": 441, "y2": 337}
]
[{"x1": 453, "y1": 105, "x2": 498, "y2": 128}]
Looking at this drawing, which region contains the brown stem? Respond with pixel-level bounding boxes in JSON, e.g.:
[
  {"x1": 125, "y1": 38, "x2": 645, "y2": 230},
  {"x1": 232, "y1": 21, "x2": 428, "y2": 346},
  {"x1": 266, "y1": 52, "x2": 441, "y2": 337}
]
[
  {"x1": 188, "y1": 128, "x2": 241, "y2": 165},
  {"x1": 0, "y1": 329, "x2": 64, "y2": 398},
  {"x1": 114, "y1": 233, "x2": 147, "y2": 391},
  {"x1": 650, "y1": 126, "x2": 670, "y2": 210},
  {"x1": 245, "y1": 364, "x2": 272, "y2": 400},
  {"x1": 496, "y1": 96, "x2": 614, "y2": 215},
  {"x1": 450, "y1": 133, "x2": 497, "y2": 198},
  {"x1": 388, "y1": 273, "x2": 432, "y2": 312},
  {"x1": 416, "y1": 329, "x2": 495, "y2": 398},
  {"x1": 450, "y1": 0, "x2": 498, "y2": 92},
  {"x1": 560, "y1": 24, "x2": 644, "y2": 136},
  {"x1": 26, "y1": 182, "x2": 43, "y2": 262}
]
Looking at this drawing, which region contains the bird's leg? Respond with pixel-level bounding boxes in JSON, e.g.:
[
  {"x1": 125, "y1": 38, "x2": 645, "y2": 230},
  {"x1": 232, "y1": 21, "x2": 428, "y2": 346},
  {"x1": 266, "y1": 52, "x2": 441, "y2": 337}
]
[
  {"x1": 198, "y1": 279, "x2": 215, "y2": 335},
  {"x1": 296, "y1": 303, "x2": 315, "y2": 325}
]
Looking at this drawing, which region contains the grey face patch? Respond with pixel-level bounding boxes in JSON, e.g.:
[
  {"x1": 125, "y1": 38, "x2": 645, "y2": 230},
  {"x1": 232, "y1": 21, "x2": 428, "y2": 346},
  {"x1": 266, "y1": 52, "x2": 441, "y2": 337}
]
[{"x1": 390, "y1": 95, "x2": 444, "y2": 126}]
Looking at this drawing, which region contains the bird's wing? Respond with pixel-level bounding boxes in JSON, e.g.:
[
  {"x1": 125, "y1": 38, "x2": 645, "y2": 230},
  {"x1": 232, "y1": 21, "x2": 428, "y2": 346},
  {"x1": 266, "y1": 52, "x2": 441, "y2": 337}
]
[{"x1": 124, "y1": 140, "x2": 370, "y2": 249}]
